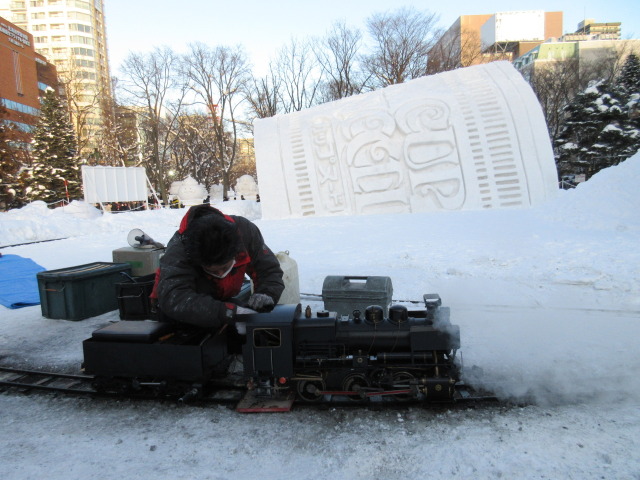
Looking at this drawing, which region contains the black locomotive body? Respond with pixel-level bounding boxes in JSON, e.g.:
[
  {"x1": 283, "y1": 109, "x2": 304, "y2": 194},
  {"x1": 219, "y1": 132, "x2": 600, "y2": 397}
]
[{"x1": 83, "y1": 294, "x2": 461, "y2": 405}]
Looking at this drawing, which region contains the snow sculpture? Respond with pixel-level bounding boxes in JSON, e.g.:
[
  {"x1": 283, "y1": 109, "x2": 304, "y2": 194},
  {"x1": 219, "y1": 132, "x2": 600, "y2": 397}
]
[
  {"x1": 209, "y1": 184, "x2": 224, "y2": 202},
  {"x1": 254, "y1": 61, "x2": 558, "y2": 219},
  {"x1": 176, "y1": 176, "x2": 207, "y2": 206},
  {"x1": 234, "y1": 175, "x2": 258, "y2": 199},
  {"x1": 169, "y1": 180, "x2": 183, "y2": 196}
]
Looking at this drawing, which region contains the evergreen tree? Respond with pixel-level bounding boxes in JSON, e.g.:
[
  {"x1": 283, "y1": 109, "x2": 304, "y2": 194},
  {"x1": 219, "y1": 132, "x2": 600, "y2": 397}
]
[
  {"x1": 618, "y1": 53, "x2": 640, "y2": 93},
  {"x1": 554, "y1": 80, "x2": 636, "y2": 179},
  {"x1": 617, "y1": 53, "x2": 640, "y2": 155},
  {"x1": 0, "y1": 104, "x2": 30, "y2": 210},
  {"x1": 0, "y1": 105, "x2": 18, "y2": 209},
  {"x1": 25, "y1": 88, "x2": 81, "y2": 204}
]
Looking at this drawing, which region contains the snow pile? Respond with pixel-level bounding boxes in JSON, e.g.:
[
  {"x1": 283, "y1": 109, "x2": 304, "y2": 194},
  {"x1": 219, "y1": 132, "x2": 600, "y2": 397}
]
[
  {"x1": 0, "y1": 199, "x2": 261, "y2": 248},
  {"x1": 536, "y1": 154, "x2": 640, "y2": 231}
]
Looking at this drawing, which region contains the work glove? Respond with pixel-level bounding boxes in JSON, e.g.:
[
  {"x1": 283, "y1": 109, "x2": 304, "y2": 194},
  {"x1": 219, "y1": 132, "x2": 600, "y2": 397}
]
[
  {"x1": 231, "y1": 306, "x2": 256, "y2": 335},
  {"x1": 247, "y1": 293, "x2": 275, "y2": 312},
  {"x1": 236, "y1": 306, "x2": 257, "y2": 315}
]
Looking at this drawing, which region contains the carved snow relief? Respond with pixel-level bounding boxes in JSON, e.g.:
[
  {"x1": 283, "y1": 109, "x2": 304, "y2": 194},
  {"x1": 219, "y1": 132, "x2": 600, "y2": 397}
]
[{"x1": 254, "y1": 62, "x2": 557, "y2": 219}]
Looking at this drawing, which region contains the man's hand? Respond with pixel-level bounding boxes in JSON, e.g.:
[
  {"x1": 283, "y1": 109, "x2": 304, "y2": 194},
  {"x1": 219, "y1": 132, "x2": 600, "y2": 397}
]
[{"x1": 247, "y1": 293, "x2": 275, "y2": 312}]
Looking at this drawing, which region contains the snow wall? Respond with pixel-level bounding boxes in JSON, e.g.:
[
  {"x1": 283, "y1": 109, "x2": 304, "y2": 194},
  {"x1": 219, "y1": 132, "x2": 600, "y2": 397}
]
[{"x1": 254, "y1": 61, "x2": 558, "y2": 219}]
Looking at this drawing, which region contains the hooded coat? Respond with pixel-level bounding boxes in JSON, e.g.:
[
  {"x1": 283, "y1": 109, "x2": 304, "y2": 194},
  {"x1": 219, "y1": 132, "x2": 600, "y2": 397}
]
[{"x1": 155, "y1": 205, "x2": 284, "y2": 329}]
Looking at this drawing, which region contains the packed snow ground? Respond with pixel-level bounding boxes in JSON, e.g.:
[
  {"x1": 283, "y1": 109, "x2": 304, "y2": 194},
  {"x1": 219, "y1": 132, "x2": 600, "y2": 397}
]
[{"x1": 1, "y1": 154, "x2": 639, "y2": 479}]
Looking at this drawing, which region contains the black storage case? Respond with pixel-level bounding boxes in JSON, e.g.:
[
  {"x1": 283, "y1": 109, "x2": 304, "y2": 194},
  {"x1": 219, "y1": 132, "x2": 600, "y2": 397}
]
[
  {"x1": 37, "y1": 262, "x2": 132, "y2": 321},
  {"x1": 116, "y1": 273, "x2": 156, "y2": 320}
]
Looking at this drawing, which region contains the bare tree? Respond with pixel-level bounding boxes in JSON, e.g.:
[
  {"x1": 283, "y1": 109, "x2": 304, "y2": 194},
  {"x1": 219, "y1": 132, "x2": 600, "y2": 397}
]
[
  {"x1": 181, "y1": 43, "x2": 250, "y2": 195},
  {"x1": 527, "y1": 58, "x2": 581, "y2": 144},
  {"x1": 363, "y1": 7, "x2": 440, "y2": 87},
  {"x1": 275, "y1": 38, "x2": 322, "y2": 112},
  {"x1": 92, "y1": 80, "x2": 129, "y2": 167},
  {"x1": 314, "y1": 21, "x2": 367, "y2": 102},
  {"x1": 244, "y1": 62, "x2": 284, "y2": 123},
  {"x1": 169, "y1": 113, "x2": 228, "y2": 190},
  {"x1": 119, "y1": 46, "x2": 186, "y2": 203},
  {"x1": 55, "y1": 56, "x2": 102, "y2": 158},
  {"x1": 427, "y1": 25, "x2": 485, "y2": 74},
  {"x1": 578, "y1": 40, "x2": 640, "y2": 88},
  {"x1": 525, "y1": 40, "x2": 640, "y2": 145}
]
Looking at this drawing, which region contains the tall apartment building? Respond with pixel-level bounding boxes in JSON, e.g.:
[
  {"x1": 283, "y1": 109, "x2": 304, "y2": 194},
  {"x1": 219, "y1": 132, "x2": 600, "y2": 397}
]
[
  {"x1": 428, "y1": 11, "x2": 563, "y2": 72},
  {"x1": 0, "y1": 15, "x2": 57, "y2": 141},
  {"x1": 0, "y1": 0, "x2": 111, "y2": 156}
]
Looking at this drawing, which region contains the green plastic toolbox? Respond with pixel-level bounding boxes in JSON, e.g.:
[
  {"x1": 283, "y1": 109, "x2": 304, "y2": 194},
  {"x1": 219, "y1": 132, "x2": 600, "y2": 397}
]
[{"x1": 37, "y1": 262, "x2": 132, "y2": 320}]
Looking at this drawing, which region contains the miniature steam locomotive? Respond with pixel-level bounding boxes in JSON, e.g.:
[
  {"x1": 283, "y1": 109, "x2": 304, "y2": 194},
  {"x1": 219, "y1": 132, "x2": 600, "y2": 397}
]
[{"x1": 82, "y1": 291, "x2": 461, "y2": 410}]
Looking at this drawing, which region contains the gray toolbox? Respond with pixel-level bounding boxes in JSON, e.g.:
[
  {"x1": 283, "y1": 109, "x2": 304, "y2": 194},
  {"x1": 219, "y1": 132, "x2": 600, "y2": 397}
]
[{"x1": 322, "y1": 275, "x2": 393, "y2": 317}]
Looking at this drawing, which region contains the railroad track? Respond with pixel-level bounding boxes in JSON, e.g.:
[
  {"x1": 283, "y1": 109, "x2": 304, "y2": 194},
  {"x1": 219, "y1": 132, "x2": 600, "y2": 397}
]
[
  {"x1": 0, "y1": 366, "x2": 96, "y2": 395},
  {"x1": 0, "y1": 365, "x2": 498, "y2": 407}
]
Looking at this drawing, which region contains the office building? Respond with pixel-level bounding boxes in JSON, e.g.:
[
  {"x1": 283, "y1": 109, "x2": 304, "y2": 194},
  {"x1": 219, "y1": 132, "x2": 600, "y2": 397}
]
[
  {"x1": 429, "y1": 11, "x2": 563, "y2": 71},
  {"x1": 0, "y1": 0, "x2": 111, "y2": 155},
  {"x1": 0, "y1": 15, "x2": 57, "y2": 141}
]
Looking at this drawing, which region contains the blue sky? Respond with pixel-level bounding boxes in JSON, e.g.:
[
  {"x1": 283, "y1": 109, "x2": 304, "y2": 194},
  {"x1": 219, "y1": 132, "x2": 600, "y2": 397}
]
[{"x1": 105, "y1": 0, "x2": 639, "y2": 76}]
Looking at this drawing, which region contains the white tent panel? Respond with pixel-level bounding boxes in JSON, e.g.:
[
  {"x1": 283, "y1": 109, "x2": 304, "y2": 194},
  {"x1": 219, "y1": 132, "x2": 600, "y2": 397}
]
[{"x1": 82, "y1": 166, "x2": 148, "y2": 203}]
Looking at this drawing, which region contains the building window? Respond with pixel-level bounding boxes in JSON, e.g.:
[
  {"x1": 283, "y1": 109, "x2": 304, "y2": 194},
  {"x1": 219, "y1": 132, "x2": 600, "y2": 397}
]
[
  {"x1": 30, "y1": 0, "x2": 45, "y2": 6},
  {"x1": 51, "y1": 35, "x2": 66, "y2": 42},
  {"x1": 75, "y1": 59, "x2": 95, "y2": 68},
  {"x1": 68, "y1": 11, "x2": 90, "y2": 21},
  {"x1": 77, "y1": 71, "x2": 96, "y2": 80},
  {"x1": 69, "y1": 0, "x2": 90, "y2": 9},
  {"x1": 11, "y1": 1, "x2": 26, "y2": 8},
  {"x1": 32, "y1": 24, "x2": 47, "y2": 31},
  {"x1": 31, "y1": 12, "x2": 45, "y2": 19},
  {"x1": 69, "y1": 23, "x2": 92, "y2": 33},
  {"x1": 50, "y1": 23, "x2": 65, "y2": 30},
  {"x1": 34, "y1": 36, "x2": 47, "y2": 43},
  {"x1": 49, "y1": 10, "x2": 64, "y2": 17},
  {"x1": 12, "y1": 13, "x2": 27, "y2": 21},
  {"x1": 0, "y1": 99, "x2": 39, "y2": 117},
  {"x1": 70, "y1": 35, "x2": 93, "y2": 45},
  {"x1": 72, "y1": 47, "x2": 94, "y2": 57},
  {"x1": 12, "y1": 51, "x2": 24, "y2": 96}
]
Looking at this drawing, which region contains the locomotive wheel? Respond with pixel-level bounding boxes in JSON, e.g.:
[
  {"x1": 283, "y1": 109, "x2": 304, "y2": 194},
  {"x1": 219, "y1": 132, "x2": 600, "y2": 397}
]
[
  {"x1": 296, "y1": 379, "x2": 326, "y2": 402},
  {"x1": 392, "y1": 371, "x2": 416, "y2": 401},
  {"x1": 342, "y1": 374, "x2": 370, "y2": 401}
]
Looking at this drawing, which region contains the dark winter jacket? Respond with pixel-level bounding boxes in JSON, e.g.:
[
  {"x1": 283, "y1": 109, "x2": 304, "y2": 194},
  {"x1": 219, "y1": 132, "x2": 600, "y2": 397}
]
[{"x1": 155, "y1": 205, "x2": 284, "y2": 329}]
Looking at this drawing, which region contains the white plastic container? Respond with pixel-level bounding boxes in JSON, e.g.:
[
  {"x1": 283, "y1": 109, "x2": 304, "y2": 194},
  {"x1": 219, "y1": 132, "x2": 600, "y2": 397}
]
[{"x1": 276, "y1": 251, "x2": 300, "y2": 305}]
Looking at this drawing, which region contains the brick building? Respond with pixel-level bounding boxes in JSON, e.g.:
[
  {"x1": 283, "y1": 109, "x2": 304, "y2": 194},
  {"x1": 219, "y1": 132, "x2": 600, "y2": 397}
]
[{"x1": 0, "y1": 15, "x2": 57, "y2": 141}]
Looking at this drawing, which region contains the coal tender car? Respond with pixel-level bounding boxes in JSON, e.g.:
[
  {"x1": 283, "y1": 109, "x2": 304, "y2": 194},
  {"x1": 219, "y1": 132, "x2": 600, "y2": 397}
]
[{"x1": 83, "y1": 278, "x2": 461, "y2": 409}]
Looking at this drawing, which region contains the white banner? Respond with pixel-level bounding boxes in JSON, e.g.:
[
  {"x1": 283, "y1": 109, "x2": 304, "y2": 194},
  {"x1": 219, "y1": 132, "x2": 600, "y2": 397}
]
[{"x1": 82, "y1": 166, "x2": 148, "y2": 203}]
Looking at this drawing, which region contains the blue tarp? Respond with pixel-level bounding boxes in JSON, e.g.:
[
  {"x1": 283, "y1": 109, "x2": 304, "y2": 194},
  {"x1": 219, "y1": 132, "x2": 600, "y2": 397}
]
[{"x1": 0, "y1": 254, "x2": 46, "y2": 309}]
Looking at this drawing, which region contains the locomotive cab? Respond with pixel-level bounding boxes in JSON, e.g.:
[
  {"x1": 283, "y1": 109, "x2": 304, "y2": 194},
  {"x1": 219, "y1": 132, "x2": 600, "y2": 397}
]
[{"x1": 241, "y1": 304, "x2": 299, "y2": 389}]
